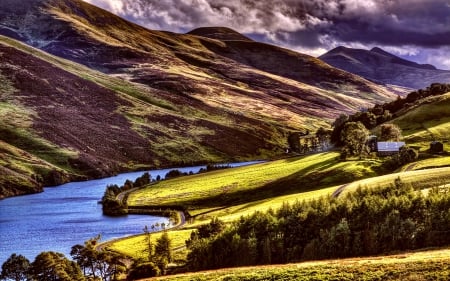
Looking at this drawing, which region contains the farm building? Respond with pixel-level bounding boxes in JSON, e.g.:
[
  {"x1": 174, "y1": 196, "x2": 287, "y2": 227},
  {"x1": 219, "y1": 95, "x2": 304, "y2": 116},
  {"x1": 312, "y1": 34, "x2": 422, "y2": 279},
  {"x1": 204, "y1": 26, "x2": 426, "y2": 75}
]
[
  {"x1": 376, "y1": 142, "x2": 405, "y2": 156},
  {"x1": 430, "y1": 141, "x2": 444, "y2": 154}
]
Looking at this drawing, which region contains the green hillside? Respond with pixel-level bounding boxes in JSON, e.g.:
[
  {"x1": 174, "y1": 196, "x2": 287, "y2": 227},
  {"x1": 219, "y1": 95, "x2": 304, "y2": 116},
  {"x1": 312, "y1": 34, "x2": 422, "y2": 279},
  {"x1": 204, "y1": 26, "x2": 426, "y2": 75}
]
[
  {"x1": 391, "y1": 92, "x2": 450, "y2": 151},
  {"x1": 127, "y1": 152, "x2": 382, "y2": 218},
  {"x1": 144, "y1": 247, "x2": 450, "y2": 281},
  {"x1": 0, "y1": 0, "x2": 398, "y2": 197}
]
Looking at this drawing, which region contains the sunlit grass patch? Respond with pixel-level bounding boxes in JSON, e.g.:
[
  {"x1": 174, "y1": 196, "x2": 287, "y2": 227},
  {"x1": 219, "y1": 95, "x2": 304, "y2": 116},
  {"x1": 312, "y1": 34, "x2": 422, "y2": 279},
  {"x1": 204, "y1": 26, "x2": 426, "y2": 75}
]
[
  {"x1": 108, "y1": 229, "x2": 192, "y2": 261},
  {"x1": 146, "y1": 247, "x2": 450, "y2": 281},
  {"x1": 340, "y1": 167, "x2": 450, "y2": 195}
]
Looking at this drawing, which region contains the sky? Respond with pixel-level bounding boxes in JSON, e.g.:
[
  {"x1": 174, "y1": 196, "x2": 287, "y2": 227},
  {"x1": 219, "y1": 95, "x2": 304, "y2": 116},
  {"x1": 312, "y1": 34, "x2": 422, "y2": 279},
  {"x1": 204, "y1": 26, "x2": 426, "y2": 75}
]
[{"x1": 82, "y1": 0, "x2": 450, "y2": 70}]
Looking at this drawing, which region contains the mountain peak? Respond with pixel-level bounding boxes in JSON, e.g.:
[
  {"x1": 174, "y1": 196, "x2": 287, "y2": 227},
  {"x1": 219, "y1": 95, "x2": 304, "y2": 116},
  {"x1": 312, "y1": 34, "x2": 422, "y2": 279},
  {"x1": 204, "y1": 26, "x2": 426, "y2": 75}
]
[
  {"x1": 187, "y1": 27, "x2": 253, "y2": 41},
  {"x1": 320, "y1": 46, "x2": 446, "y2": 88},
  {"x1": 370, "y1": 47, "x2": 395, "y2": 57}
]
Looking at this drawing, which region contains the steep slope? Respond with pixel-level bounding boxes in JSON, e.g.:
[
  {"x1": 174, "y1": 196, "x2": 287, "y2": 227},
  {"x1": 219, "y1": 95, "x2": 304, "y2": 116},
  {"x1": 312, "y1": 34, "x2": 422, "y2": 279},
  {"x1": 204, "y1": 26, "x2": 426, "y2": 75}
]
[
  {"x1": 320, "y1": 46, "x2": 450, "y2": 89},
  {"x1": 0, "y1": 0, "x2": 398, "y2": 197}
]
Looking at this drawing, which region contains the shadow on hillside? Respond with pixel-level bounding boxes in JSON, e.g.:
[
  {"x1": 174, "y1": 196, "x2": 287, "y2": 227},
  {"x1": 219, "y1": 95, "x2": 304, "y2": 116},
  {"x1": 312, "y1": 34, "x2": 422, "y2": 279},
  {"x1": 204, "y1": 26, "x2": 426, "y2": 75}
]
[{"x1": 167, "y1": 155, "x2": 341, "y2": 211}]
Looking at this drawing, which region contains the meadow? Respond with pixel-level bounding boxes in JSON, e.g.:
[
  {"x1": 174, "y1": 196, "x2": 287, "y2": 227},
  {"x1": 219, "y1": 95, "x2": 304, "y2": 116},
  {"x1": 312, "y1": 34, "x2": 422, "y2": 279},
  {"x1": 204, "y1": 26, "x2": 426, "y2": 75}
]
[
  {"x1": 127, "y1": 152, "x2": 382, "y2": 213},
  {"x1": 144, "y1": 247, "x2": 450, "y2": 281},
  {"x1": 109, "y1": 149, "x2": 450, "y2": 262}
]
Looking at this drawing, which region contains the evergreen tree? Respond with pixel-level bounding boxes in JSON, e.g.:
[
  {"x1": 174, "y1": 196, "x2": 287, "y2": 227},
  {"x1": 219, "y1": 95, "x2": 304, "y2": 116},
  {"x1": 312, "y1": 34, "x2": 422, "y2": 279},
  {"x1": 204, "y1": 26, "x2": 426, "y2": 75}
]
[{"x1": 0, "y1": 254, "x2": 30, "y2": 281}]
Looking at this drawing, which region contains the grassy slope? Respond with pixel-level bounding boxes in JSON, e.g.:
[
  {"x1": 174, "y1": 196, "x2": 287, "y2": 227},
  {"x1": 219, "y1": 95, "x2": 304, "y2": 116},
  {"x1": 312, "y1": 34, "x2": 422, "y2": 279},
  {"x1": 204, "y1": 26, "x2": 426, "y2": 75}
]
[
  {"x1": 145, "y1": 247, "x2": 450, "y2": 281},
  {"x1": 112, "y1": 151, "x2": 450, "y2": 259},
  {"x1": 388, "y1": 92, "x2": 450, "y2": 151},
  {"x1": 0, "y1": 0, "x2": 399, "y2": 196},
  {"x1": 109, "y1": 152, "x2": 383, "y2": 257},
  {"x1": 127, "y1": 152, "x2": 382, "y2": 214}
]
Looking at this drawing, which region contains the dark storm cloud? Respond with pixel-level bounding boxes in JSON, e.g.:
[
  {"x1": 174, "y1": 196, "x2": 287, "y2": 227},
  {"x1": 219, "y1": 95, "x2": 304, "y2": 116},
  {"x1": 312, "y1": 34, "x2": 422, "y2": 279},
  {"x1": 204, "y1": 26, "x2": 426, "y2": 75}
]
[{"x1": 82, "y1": 0, "x2": 450, "y2": 68}]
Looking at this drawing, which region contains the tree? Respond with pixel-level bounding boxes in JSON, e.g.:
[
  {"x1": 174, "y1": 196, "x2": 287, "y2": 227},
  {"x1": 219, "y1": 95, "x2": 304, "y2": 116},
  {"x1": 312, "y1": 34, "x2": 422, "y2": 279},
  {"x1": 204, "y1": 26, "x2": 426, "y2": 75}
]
[
  {"x1": 316, "y1": 127, "x2": 331, "y2": 151},
  {"x1": 398, "y1": 146, "x2": 418, "y2": 165},
  {"x1": 30, "y1": 252, "x2": 85, "y2": 281},
  {"x1": 154, "y1": 232, "x2": 172, "y2": 273},
  {"x1": 380, "y1": 123, "x2": 402, "y2": 141},
  {"x1": 331, "y1": 114, "x2": 349, "y2": 145},
  {"x1": 142, "y1": 226, "x2": 153, "y2": 261},
  {"x1": 340, "y1": 122, "x2": 369, "y2": 157},
  {"x1": 1, "y1": 254, "x2": 30, "y2": 281},
  {"x1": 71, "y1": 236, "x2": 125, "y2": 281},
  {"x1": 127, "y1": 262, "x2": 160, "y2": 280}
]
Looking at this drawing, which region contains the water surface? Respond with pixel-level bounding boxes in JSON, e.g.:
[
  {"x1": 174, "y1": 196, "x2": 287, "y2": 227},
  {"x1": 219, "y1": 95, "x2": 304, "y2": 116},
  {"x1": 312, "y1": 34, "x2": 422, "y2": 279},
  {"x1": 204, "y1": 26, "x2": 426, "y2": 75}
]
[{"x1": 0, "y1": 161, "x2": 261, "y2": 264}]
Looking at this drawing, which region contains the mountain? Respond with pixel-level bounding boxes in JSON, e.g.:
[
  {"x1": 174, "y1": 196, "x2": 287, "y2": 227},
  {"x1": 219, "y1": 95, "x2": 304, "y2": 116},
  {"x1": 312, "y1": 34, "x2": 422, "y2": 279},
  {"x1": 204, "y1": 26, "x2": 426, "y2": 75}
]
[
  {"x1": 319, "y1": 46, "x2": 450, "y2": 89},
  {"x1": 0, "y1": 0, "x2": 397, "y2": 197}
]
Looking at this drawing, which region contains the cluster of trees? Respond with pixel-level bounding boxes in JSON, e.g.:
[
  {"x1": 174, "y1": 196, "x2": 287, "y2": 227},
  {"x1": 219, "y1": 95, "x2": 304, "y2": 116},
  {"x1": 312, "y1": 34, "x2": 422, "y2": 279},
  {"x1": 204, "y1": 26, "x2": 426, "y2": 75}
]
[
  {"x1": 1, "y1": 232, "x2": 173, "y2": 281},
  {"x1": 165, "y1": 164, "x2": 232, "y2": 180},
  {"x1": 102, "y1": 172, "x2": 151, "y2": 216},
  {"x1": 331, "y1": 83, "x2": 450, "y2": 158},
  {"x1": 332, "y1": 83, "x2": 450, "y2": 137},
  {"x1": 331, "y1": 109, "x2": 416, "y2": 168},
  {"x1": 383, "y1": 83, "x2": 450, "y2": 116},
  {"x1": 185, "y1": 180, "x2": 450, "y2": 271},
  {"x1": 0, "y1": 239, "x2": 122, "y2": 281},
  {"x1": 128, "y1": 228, "x2": 172, "y2": 280},
  {"x1": 288, "y1": 127, "x2": 332, "y2": 154}
]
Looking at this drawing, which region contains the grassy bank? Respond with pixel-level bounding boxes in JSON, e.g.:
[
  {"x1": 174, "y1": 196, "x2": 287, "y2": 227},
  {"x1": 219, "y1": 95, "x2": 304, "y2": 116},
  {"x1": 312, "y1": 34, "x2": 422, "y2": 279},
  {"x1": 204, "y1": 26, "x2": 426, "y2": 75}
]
[
  {"x1": 109, "y1": 152, "x2": 384, "y2": 257},
  {"x1": 144, "y1": 247, "x2": 450, "y2": 281},
  {"x1": 127, "y1": 152, "x2": 382, "y2": 214}
]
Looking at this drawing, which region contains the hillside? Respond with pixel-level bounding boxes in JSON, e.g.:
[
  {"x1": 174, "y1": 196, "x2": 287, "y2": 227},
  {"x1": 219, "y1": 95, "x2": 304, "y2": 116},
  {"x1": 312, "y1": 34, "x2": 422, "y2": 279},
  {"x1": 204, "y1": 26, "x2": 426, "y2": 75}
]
[
  {"x1": 387, "y1": 92, "x2": 450, "y2": 150},
  {"x1": 144, "y1": 248, "x2": 450, "y2": 281},
  {"x1": 0, "y1": 0, "x2": 397, "y2": 197},
  {"x1": 320, "y1": 46, "x2": 450, "y2": 89}
]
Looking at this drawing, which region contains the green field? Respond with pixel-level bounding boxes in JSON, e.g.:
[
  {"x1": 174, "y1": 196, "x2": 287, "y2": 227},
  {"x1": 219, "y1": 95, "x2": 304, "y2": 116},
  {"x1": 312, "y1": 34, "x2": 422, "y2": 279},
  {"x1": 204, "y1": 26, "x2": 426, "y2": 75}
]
[
  {"x1": 338, "y1": 166, "x2": 450, "y2": 196},
  {"x1": 107, "y1": 229, "x2": 193, "y2": 262},
  {"x1": 109, "y1": 152, "x2": 384, "y2": 257},
  {"x1": 145, "y1": 247, "x2": 450, "y2": 281},
  {"x1": 401, "y1": 155, "x2": 450, "y2": 171},
  {"x1": 392, "y1": 92, "x2": 450, "y2": 151},
  {"x1": 127, "y1": 152, "x2": 382, "y2": 213}
]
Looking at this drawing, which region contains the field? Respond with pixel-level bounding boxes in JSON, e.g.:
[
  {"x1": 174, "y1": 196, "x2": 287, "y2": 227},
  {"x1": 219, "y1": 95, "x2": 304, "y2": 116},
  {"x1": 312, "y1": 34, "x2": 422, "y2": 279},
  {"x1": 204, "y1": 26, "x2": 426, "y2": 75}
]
[
  {"x1": 109, "y1": 152, "x2": 383, "y2": 257},
  {"x1": 392, "y1": 93, "x2": 450, "y2": 151},
  {"x1": 107, "y1": 229, "x2": 193, "y2": 262},
  {"x1": 338, "y1": 166, "x2": 450, "y2": 196},
  {"x1": 146, "y1": 247, "x2": 450, "y2": 281},
  {"x1": 127, "y1": 152, "x2": 385, "y2": 215},
  {"x1": 109, "y1": 148, "x2": 450, "y2": 261}
]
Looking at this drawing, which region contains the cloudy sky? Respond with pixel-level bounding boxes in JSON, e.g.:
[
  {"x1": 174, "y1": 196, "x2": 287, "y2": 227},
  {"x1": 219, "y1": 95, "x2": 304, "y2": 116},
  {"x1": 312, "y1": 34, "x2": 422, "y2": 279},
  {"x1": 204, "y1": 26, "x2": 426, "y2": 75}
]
[{"x1": 82, "y1": 0, "x2": 450, "y2": 69}]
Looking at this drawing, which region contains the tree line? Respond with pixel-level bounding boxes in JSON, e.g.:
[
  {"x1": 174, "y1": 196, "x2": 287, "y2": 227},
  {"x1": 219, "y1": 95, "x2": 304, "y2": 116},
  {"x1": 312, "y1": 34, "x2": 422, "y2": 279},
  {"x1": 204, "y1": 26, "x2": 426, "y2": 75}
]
[
  {"x1": 101, "y1": 172, "x2": 151, "y2": 216},
  {"x1": 185, "y1": 179, "x2": 450, "y2": 271},
  {"x1": 287, "y1": 127, "x2": 332, "y2": 154},
  {"x1": 1, "y1": 230, "x2": 172, "y2": 281}
]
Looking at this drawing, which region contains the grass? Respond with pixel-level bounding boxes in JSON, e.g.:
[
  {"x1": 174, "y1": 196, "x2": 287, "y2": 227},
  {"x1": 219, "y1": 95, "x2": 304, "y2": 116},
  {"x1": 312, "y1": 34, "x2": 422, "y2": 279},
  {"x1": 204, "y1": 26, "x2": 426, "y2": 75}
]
[
  {"x1": 145, "y1": 247, "x2": 450, "y2": 281},
  {"x1": 401, "y1": 155, "x2": 450, "y2": 171},
  {"x1": 339, "y1": 167, "x2": 450, "y2": 196},
  {"x1": 107, "y1": 229, "x2": 193, "y2": 262},
  {"x1": 391, "y1": 93, "x2": 450, "y2": 151},
  {"x1": 108, "y1": 153, "x2": 384, "y2": 259},
  {"x1": 127, "y1": 152, "x2": 383, "y2": 213}
]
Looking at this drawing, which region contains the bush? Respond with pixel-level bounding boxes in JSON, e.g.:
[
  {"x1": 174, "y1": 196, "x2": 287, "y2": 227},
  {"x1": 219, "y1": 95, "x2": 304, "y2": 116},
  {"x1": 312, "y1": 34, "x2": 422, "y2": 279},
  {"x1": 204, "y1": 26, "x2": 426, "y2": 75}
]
[{"x1": 127, "y1": 262, "x2": 160, "y2": 280}]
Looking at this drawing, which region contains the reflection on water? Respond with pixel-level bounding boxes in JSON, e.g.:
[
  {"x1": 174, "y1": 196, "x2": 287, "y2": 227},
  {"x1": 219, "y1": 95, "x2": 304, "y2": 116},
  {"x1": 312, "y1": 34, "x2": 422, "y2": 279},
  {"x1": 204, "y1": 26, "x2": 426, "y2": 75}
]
[{"x1": 0, "y1": 161, "x2": 261, "y2": 264}]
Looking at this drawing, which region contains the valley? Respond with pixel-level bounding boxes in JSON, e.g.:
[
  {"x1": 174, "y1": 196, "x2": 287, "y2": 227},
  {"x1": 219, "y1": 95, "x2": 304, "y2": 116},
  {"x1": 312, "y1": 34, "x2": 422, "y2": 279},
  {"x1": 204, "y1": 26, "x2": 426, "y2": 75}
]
[
  {"x1": 0, "y1": 0, "x2": 449, "y2": 280},
  {"x1": 0, "y1": 0, "x2": 398, "y2": 198}
]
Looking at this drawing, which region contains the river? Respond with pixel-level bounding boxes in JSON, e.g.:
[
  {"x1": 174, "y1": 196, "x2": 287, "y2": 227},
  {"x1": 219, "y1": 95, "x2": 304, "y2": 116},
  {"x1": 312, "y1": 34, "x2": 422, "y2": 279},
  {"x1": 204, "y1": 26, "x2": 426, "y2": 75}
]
[{"x1": 0, "y1": 161, "x2": 261, "y2": 265}]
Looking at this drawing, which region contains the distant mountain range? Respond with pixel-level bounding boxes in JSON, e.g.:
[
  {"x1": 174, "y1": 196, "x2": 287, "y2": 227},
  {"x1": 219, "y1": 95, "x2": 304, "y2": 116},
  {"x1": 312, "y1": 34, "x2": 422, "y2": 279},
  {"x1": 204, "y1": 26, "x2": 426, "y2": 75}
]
[
  {"x1": 320, "y1": 46, "x2": 450, "y2": 89},
  {"x1": 0, "y1": 0, "x2": 398, "y2": 197}
]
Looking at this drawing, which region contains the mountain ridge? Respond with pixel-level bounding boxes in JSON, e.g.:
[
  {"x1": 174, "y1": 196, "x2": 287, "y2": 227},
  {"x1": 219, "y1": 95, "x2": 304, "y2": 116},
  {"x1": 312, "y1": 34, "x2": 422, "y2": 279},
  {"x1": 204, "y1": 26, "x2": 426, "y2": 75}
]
[
  {"x1": 0, "y1": 0, "x2": 399, "y2": 197},
  {"x1": 320, "y1": 46, "x2": 450, "y2": 88}
]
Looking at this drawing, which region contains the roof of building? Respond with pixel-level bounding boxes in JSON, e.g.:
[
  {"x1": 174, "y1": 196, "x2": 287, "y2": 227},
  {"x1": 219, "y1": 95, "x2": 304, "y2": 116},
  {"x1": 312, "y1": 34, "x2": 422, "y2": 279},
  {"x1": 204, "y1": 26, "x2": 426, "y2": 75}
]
[{"x1": 377, "y1": 142, "x2": 405, "y2": 152}]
